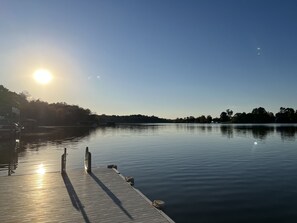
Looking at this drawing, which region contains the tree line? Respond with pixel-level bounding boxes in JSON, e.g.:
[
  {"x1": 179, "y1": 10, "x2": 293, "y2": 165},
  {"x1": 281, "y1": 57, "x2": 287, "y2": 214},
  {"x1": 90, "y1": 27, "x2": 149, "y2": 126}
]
[
  {"x1": 0, "y1": 85, "x2": 168, "y2": 126},
  {"x1": 176, "y1": 107, "x2": 297, "y2": 123},
  {"x1": 2, "y1": 85, "x2": 297, "y2": 126},
  {"x1": 0, "y1": 85, "x2": 96, "y2": 126},
  {"x1": 97, "y1": 114, "x2": 169, "y2": 124}
]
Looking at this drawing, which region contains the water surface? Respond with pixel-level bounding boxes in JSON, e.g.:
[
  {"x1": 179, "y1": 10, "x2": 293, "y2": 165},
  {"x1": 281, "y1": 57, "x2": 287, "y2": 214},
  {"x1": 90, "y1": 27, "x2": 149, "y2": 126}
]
[{"x1": 1, "y1": 124, "x2": 297, "y2": 223}]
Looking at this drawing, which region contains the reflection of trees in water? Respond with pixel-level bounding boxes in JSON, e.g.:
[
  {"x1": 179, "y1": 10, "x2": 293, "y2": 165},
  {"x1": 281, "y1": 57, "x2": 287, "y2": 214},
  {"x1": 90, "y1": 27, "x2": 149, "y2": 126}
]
[
  {"x1": 276, "y1": 126, "x2": 297, "y2": 141},
  {"x1": 250, "y1": 126, "x2": 274, "y2": 140},
  {"x1": 1, "y1": 127, "x2": 97, "y2": 175},
  {"x1": 95, "y1": 124, "x2": 160, "y2": 136},
  {"x1": 175, "y1": 124, "x2": 211, "y2": 134},
  {"x1": 97, "y1": 124, "x2": 297, "y2": 142},
  {"x1": 21, "y1": 127, "x2": 97, "y2": 150},
  {"x1": 20, "y1": 125, "x2": 161, "y2": 151},
  {"x1": 220, "y1": 124, "x2": 297, "y2": 141},
  {"x1": 220, "y1": 125, "x2": 234, "y2": 138},
  {"x1": 116, "y1": 124, "x2": 159, "y2": 133},
  {"x1": 173, "y1": 124, "x2": 296, "y2": 141},
  {"x1": 236, "y1": 125, "x2": 274, "y2": 140},
  {"x1": 0, "y1": 139, "x2": 19, "y2": 176},
  {"x1": 221, "y1": 125, "x2": 275, "y2": 140},
  {"x1": 185, "y1": 124, "x2": 198, "y2": 133}
]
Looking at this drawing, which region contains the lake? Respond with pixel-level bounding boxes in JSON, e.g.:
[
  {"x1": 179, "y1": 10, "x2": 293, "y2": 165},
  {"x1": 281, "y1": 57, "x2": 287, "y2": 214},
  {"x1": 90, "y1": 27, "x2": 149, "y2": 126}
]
[{"x1": 1, "y1": 124, "x2": 297, "y2": 223}]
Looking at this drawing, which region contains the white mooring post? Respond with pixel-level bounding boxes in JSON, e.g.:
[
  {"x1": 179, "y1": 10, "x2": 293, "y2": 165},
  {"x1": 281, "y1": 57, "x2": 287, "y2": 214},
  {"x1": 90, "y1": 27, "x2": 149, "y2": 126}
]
[
  {"x1": 61, "y1": 148, "x2": 67, "y2": 174},
  {"x1": 85, "y1": 147, "x2": 92, "y2": 173}
]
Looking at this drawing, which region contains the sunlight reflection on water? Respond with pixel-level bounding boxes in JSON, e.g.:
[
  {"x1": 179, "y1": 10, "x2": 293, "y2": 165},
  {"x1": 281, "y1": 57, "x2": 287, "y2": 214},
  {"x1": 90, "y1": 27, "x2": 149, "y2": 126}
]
[{"x1": 36, "y1": 163, "x2": 46, "y2": 175}]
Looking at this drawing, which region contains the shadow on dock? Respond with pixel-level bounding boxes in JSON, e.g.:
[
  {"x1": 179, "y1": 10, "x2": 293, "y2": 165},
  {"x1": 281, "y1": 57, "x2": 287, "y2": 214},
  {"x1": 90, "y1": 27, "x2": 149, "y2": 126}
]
[
  {"x1": 62, "y1": 172, "x2": 91, "y2": 223},
  {"x1": 89, "y1": 172, "x2": 134, "y2": 220}
]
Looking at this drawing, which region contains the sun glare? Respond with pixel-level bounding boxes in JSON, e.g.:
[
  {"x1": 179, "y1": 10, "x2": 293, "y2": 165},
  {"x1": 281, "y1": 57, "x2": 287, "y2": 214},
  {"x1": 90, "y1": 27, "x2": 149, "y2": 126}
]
[
  {"x1": 36, "y1": 163, "x2": 46, "y2": 175},
  {"x1": 33, "y1": 69, "x2": 53, "y2": 84}
]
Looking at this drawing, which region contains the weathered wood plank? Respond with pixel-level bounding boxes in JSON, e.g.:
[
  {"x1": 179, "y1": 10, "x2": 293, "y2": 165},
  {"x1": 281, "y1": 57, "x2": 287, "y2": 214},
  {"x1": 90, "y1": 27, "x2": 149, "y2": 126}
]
[{"x1": 0, "y1": 168, "x2": 174, "y2": 223}]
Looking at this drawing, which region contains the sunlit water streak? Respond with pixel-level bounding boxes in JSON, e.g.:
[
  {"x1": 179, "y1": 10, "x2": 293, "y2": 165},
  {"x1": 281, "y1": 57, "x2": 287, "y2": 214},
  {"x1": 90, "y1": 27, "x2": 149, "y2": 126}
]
[{"x1": 1, "y1": 124, "x2": 297, "y2": 223}]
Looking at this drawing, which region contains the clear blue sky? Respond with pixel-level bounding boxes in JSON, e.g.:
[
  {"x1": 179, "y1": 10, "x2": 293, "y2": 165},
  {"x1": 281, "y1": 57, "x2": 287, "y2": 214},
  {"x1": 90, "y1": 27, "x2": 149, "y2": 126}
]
[{"x1": 1, "y1": 0, "x2": 297, "y2": 118}]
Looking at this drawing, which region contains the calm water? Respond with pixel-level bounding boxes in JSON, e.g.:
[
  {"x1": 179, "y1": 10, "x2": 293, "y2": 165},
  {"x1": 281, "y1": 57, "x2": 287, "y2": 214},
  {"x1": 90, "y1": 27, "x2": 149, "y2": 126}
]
[{"x1": 1, "y1": 124, "x2": 297, "y2": 223}]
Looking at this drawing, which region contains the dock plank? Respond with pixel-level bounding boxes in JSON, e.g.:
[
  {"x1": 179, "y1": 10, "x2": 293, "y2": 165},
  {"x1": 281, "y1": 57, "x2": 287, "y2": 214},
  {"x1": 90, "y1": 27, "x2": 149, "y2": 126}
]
[{"x1": 0, "y1": 168, "x2": 174, "y2": 223}]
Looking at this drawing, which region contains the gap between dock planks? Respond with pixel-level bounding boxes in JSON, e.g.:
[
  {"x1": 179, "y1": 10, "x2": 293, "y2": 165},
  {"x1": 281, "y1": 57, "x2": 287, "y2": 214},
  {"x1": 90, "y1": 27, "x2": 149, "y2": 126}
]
[{"x1": 0, "y1": 167, "x2": 174, "y2": 223}]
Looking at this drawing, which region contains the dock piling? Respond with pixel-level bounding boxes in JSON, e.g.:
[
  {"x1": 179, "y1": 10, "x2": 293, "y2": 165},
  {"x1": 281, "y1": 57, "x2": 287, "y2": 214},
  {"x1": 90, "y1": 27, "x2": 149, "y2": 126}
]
[
  {"x1": 85, "y1": 147, "x2": 92, "y2": 173},
  {"x1": 61, "y1": 148, "x2": 67, "y2": 174}
]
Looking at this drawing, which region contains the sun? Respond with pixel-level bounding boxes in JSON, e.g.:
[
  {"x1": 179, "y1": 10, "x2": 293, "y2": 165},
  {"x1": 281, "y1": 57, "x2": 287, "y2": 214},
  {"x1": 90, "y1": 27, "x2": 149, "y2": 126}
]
[{"x1": 33, "y1": 69, "x2": 53, "y2": 84}]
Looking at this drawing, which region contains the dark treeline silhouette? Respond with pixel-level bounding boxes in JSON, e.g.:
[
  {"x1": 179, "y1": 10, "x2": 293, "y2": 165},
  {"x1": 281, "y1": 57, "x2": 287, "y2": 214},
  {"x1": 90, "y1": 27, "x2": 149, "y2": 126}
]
[
  {"x1": 175, "y1": 115, "x2": 213, "y2": 123},
  {"x1": 175, "y1": 107, "x2": 297, "y2": 124},
  {"x1": 97, "y1": 114, "x2": 169, "y2": 124},
  {"x1": 0, "y1": 85, "x2": 98, "y2": 126},
  {"x1": 0, "y1": 85, "x2": 169, "y2": 126},
  {"x1": 231, "y1": 107, "x2": 297, "y2": 123},
  {"x1": 0, "y1": 85, "x2": 97, "y2": 126},
  {"x1": 231, "y1": 107, "x2": 275, "y2": 123},
  {"x1": 2, "y1": 85, "x2": 297, "y2": 125}
]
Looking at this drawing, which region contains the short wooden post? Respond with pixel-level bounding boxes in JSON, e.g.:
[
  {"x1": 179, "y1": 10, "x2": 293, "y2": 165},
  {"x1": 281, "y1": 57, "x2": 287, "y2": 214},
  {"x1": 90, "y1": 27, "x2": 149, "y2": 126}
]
[
  {"x1": 61, "y1": 148, "x2": 67, "y2": 174},
  {"x1": 84, "y1": 147, "x2": 91, "y2": 173}
]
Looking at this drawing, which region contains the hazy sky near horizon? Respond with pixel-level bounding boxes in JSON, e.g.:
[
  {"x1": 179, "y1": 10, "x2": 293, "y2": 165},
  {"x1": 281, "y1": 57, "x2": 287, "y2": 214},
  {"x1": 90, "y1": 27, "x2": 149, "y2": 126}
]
[{"x1": 1, "y1": 0, "x2": 297, "y2": 118}]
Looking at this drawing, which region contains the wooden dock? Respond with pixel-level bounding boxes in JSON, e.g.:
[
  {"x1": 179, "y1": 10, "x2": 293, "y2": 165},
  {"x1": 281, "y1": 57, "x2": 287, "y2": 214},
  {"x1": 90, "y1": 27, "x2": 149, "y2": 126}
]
[{"x1": 0, "y1": 167, "x2": 174, "y2": 223}]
